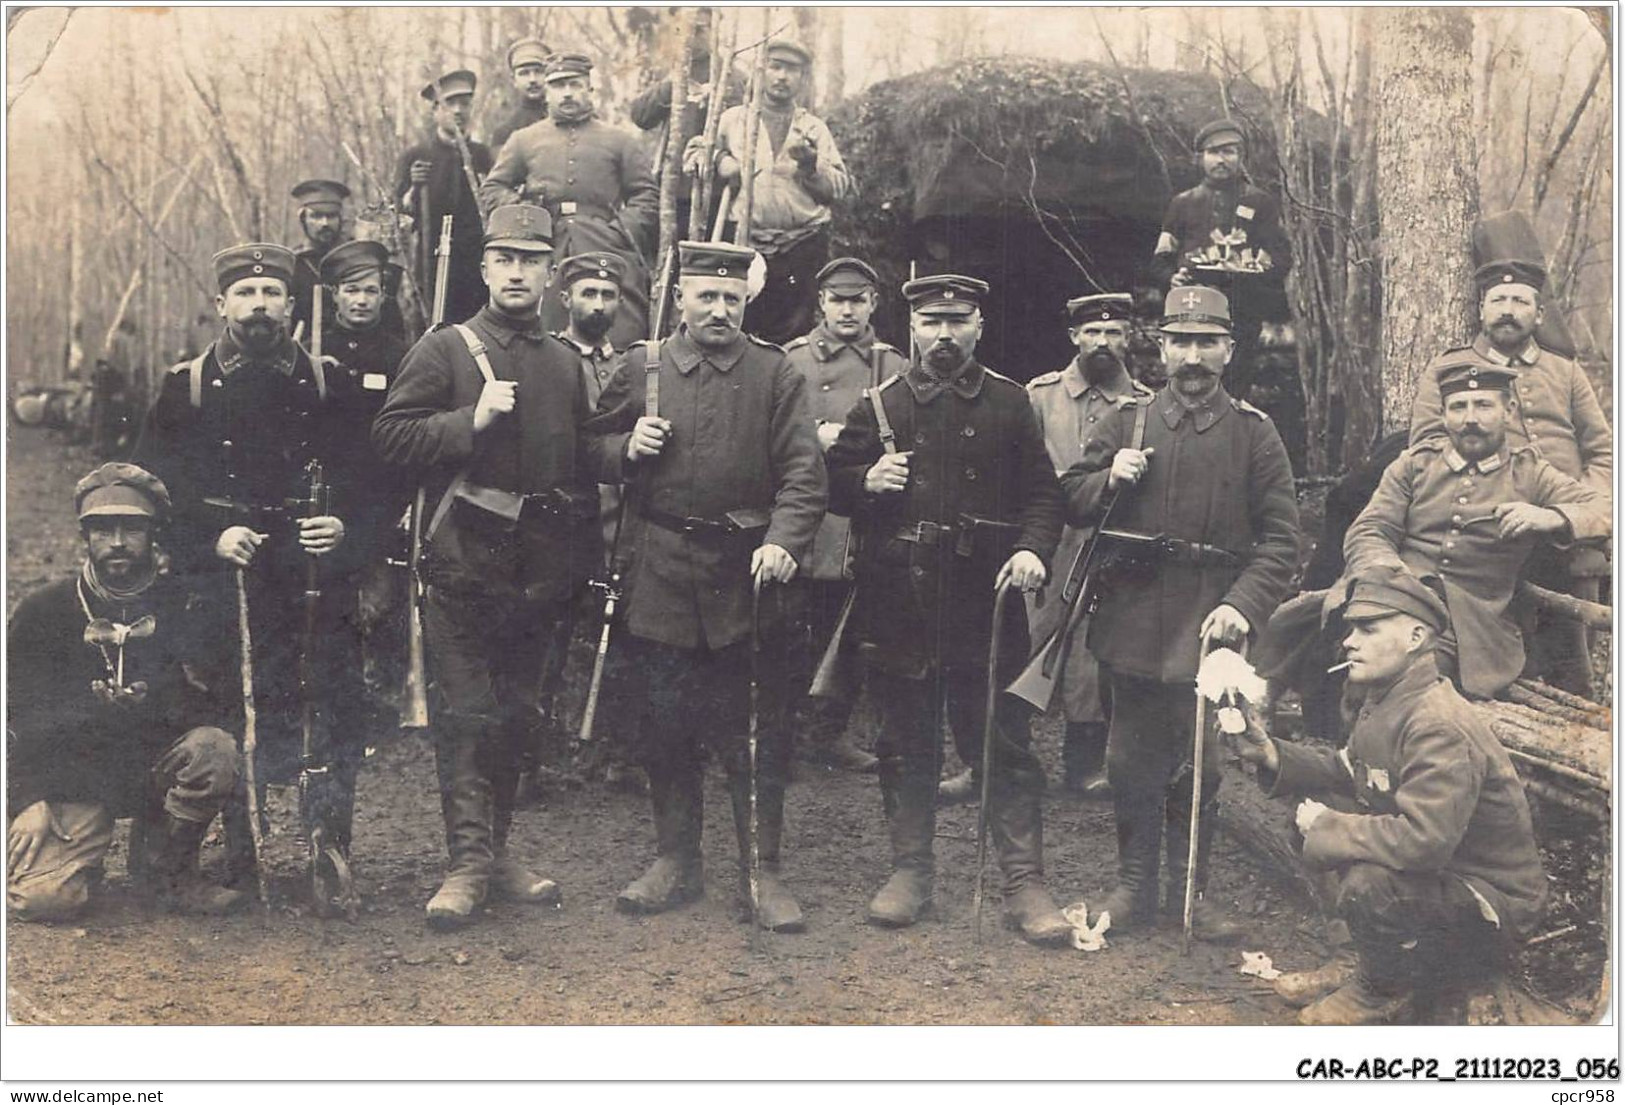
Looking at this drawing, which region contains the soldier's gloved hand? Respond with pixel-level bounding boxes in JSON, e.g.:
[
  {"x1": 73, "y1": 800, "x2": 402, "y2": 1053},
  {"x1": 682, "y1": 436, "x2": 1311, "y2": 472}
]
[
  {"x1": 409, "y1": 159, "x2": 433, "y2": 186},
  {"x1": 473, "y1": 379, "x2": 518, "y2": 432},
  {"x1": 682, "y1": 135, "x2": 713, "y2": 176},
  {"x1": 7, "y1": 800, "x2": 72, "y2": 875},
  {"x1": 215, "y1": 525, "x2": 268, "y2": 567},
  {"x1": 1295, "y1": 798, "x2": 1329, "y2": 836},
  {"x1": 299, "y1": 515, "x2": 345, "y2": 556},
  {"x1": 1106, "y1": 446, "x2": 1155, "y2": 490},
  {"x1": 1493, "y1": 501, "x2": 1567, "y2": 540},
  {"x1": 626, "y1": 416, "x2": 673, "y2": 460},
  {"x1": 995, "y1": 550, "x2": 1046, "y2": 593},
  {"x1": 864, "y1": 450, "x2": 912, "y2": 494},
  {"x1": 752, "y1": 543, "x2": 798, "y2": 585},
  {"x1": 1199, "y1": 602, "x2": 1250, "y2": 645}
]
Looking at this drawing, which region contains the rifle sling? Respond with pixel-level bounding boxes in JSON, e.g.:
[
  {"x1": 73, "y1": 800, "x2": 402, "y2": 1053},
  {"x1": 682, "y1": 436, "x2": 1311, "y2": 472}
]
[{"x1": 425, "y1": 324, "x2": 501, "y2": 543}]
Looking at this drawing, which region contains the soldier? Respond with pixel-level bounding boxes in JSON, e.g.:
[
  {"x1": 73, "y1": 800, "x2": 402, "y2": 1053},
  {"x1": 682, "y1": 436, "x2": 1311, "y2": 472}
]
[
  {"x1": 8, "y1": 464, "x2": 243, "y2": 920},
  {"x1": 1233, "y1": 570, "x2": 1547, "y2": 1025},
  {"x1": 490, "y1": 37, "x2": 551, "y2": 153},
  {"x1": 783, "y1": 256, "x2": 904, "y2": 774},
  {"x1": 1348, "y1": 359, "x2": 1608, "y2": 700},
  {"x1": 1025, "y1": 293, "x2": 1154, "y2": 798},
  {"x1": 824, "y1": 274, "x2": 1072, "y2": 944},
  {"x1": 289, "y1": 179, "x2": 407, "y2": 341},
  {"x1": 1062, "y1": 285, "x2": 1299, "y2": 941},
  {"x1": 372, "y1": 204, "x2": 602, "y2": 929},
  {"x1": 479, "y1": 52, "x2": 658, "y2": 350},
  {"x1": 134, "y1": 243, "x2": 354, "y2": 898},
  {"x1": 588, "y1": 240, "x2": 826, "y2": 932},
  {"x1": 1409, "y1": 260, "x2": 1613, "y2": 698},
  {"x1": 318, "y1": 240, "x2": 415, "y2": 701},
  {"x1": 1149, "y1": 119, "x2": 1291, "y2": 402},
  {"x1": 395, "y1": 69, "x2": 493, "y2": 327},
  {"x1": 705, "y1": 39, "x2": 852, "y2": 345}
]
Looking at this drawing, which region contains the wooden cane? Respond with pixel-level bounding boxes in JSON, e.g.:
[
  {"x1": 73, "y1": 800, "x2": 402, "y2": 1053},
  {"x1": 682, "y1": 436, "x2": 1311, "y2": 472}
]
[
  {"x1": 1182, "y1": 632, "x2": 1218, "y2": 954},
  {"x1": 747, "y1": 572, "x2": 764, "y2": 950},
  {"x1": 236, "y1": 568, "x2": 270, "y2": 910},
  {"x1": 973, "y1": 579, "x2": 1014, "y2": 943}
]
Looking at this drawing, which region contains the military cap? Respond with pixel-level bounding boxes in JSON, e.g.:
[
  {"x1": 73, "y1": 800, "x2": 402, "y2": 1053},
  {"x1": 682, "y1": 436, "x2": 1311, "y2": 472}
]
[
  {"x1": 484, "y1": 204, "x2": 554, "y2": 253},
  {"x1": 320, "y1": 239, "x2": 391, "y2": 285},
  {"x1": 1065, "y1": 292, "x2": 1133, "y2": 326},
  {"x1": 1160, "y1": 285, "x2": 1232, "y2": 334},
  {"x1": 765, "y1": 39, "x2": 813, "y2": 67},
  {"x1": 816, "y1": 256, "x2": 880, "y2": 293},
  {"x1": 212, "y1": 243, "x2": 295, "y2": 292},
  {"x1": 75, "y1": 463, "x2": 171, "y2": 523},
  {"x1": 678, "y1": 240, "x2": 755, "y2": 282},
  {"x1": 1475, "y1": 259, "x2": 1546, "y2": 294},
  {"x1": 544, "y1": 52, "x2": 593, "y2": 82},
  {"x1": 557, "y1": 251, "x2": 628, "y2": 289},
  {"x1": 507, "y1": 37, "x2": 550, "y2": 72},
  {"x1": 1193, "y1": 118, "x2": 1246, "y2": 152},
  {"x1": 421, "y1": 69, "x2": 477, "y2": 103},
  {"x1": 1435, "y1": 355, "x2": 1517, "y2": 400},
  {"x1": 291, "y1": 179, "x2": 350, "y2": 212},
  {"x1": 902, "y1": 274, "x2": 988, "y2": 317},
  {"x1": 1340, "y1": 569, "x2": 1450, "y2": 635}
]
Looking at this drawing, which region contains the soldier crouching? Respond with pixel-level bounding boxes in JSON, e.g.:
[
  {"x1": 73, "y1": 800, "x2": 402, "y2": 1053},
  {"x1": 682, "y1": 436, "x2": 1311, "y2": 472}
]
[{"x1": 8, "y1": 465, "x2": 244, "y2": 920}]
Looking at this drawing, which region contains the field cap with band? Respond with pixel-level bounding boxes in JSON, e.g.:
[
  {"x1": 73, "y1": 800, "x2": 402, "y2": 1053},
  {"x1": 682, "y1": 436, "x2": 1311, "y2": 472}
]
[
  {"x1": 902, "y1": 274, "x2": 988, "y2": 317},
  {"x1": 1065, "y1": 292, "x2": 1133, "y2": 326},
  {"x1": 1160, "y1": 285, "x2": 1232, "y2": 334},
  {"x1": 75, "y1": 463, "x2": 171, "y2": 523},
  {"x1": 484, "y1": 204, "x2": 554, "y2": 253},
  {"x1": 213, "y1": 243, "x2": 296, "y2": 292},
  {"x1": 421, "y1": 69, "x2": 477, "y2": 103}
]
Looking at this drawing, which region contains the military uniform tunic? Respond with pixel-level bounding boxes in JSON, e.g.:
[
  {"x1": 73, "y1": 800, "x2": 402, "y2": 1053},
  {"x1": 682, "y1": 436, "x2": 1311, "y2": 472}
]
[
  {"x1": 479, "y1": 115, "x2": 658, "y2": 350},
  {"x1": 1343, "y1": 440, "x2": 1609, "y2": 699},
  {"x1": 557, "y1": 331, "x2": 625, "y2": 563},
  {"x1": 1025, "y1": 358, "x2": 1153, "y2": 721},
  {"x1": 394, "y1": 136, "x2": 493, "y2": 326},
  {"x1": 784, "y1": 324, "x2": 907, "y2": 581}
]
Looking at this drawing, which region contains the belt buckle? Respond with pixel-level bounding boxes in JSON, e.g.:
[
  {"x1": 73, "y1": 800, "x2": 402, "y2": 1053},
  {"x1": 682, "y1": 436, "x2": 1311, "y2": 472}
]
[
  {"x1": 559, "y1": 200, "x2": 578, "y2": 216},
  {"x1": 680, "y1": 516, "x2": 708, "y2": 534},
  {"x1": 915, "y1": 522, "x2": 940, "y2": 547}
]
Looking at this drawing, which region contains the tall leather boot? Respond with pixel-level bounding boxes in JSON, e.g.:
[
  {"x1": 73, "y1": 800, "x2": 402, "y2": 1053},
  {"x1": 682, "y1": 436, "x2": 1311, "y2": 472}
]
[
  {"x1": 151, "y1": 813, "x2": 248, "y2": 915},
  {"x1": 728, "y1": 771, "x2": 804, "y2": 932},
  {"x1": 617, "y1": 759, "x2": 704, "y2": 913},
  {"x1": 1097, "y1": 788, "x2": 1162, "y2": 932},
  {"x1": 990, "y1": 782, "x2": 1074, "y2": 946},
  {"x1": 1164, "y1": 782, "x2": 1244, "y2": 943},
  {"x1": 489, "y1": 751, "x2": 561, "y2": 907},
  {"x1": 868, "y1": 759, "x2": 936, "y2": 926},
  {"x1": 1062, "y1": 722, "x2": 1111, "y2": 799},
  {"x1": 426, "y1": 715, "x2": 494, "y2": 930}
]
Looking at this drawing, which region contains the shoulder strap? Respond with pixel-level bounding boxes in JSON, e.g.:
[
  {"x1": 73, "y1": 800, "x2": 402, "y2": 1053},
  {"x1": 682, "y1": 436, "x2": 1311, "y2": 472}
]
[
  {"x1": 867, "y1": 344, "x2": 881, "y2": 390},
  {"x1": 451, "y1": 323, "x2": 498, "y2": 385},
  {"x1": 868, "y1": 384, "x2": 898, "y2": 455},
  {"x1": 187, "y1": 351, "x2": 207, "y2": 409},
  {"x1": 1130, "y1": 396, "x2": 1149, "y2": 452},
  {"x1": 644, "y1": 338, "x2": 662, "y2": 420}
]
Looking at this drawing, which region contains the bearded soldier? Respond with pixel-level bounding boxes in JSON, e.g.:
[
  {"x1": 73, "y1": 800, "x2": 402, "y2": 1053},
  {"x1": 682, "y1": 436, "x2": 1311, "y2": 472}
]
[{"x1": 824, "y1": 274, "x2": 1072, "y2": 945}]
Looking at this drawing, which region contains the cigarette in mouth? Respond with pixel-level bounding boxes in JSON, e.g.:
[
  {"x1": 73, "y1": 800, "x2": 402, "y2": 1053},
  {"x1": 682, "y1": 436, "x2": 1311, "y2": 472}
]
[{"x1": 1326, "y1": 661, "x2": 1353, "y2": 674}]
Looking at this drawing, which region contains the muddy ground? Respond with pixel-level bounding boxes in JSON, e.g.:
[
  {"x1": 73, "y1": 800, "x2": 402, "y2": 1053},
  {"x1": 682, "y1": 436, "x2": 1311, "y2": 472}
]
[{"x1": 3, "y1": 427, "x2": 1604, "y2": 1026}]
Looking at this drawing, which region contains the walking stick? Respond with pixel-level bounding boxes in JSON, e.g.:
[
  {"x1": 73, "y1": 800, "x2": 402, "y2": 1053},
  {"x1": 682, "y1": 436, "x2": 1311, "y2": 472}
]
[
  {"x1": 1182, "y1": 632, "x2": 1219, "y2": 955},
  {"x1": 235, "y1": 568, "x2": 270, "y2": 910},
  {"x1": 747, "y1": 572, "x2": 764, "y2": 949},
  {"x1": 973, "y1": 578, "x2": 1015, "y2": 943}
]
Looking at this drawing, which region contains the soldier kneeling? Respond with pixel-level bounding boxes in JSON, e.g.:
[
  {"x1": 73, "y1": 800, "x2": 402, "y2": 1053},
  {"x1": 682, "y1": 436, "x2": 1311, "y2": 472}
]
[{"x1": 8, "y1": 464, "x2": 245, "y2": 921}]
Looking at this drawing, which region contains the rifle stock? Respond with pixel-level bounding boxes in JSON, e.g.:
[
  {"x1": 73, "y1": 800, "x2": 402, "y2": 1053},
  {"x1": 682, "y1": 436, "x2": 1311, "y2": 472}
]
[{"x1": 808, "y1": 586, "x2": 858, "y2": 700}]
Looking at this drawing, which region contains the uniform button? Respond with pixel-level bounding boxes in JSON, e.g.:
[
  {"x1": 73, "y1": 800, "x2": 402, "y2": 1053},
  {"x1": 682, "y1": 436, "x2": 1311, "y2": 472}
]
[
  {"x1": 911, "y1": 566, "x2": 925, "y2": 579},
  {"x1": 1451, "y1": 514, "x2": 1462, "y2": 523},
  {"x1": 964, "y1": 468, "x2": 977, "y2": 480},
  {"x1": 962, "y1": 426, "x2": 975, "y2": 438},
  {"x1": 914, "y1": 432, "x2": 927, "y2": 445},
  {"x1": 1457, "y1": 496, "x2": 1469, "y2": 504},
  {"x1": 915, "y1": 476, "x2": 928, "y2": 489},
  {"x1": 1444, "y1": 540, "x2": 1455, "y2": 549},
  {"x1": 221, "y1": 439, "x2": 233, "y2": 448},
  {"x1": 820, "y1": 383, "x2": 831, "y2": 391},
  {"x1": 1087, "y1": 415, "x2": 1097, "y2": 423},
  {"x1": 211, "y1": 378, "x2": 223, "y2": 388}
]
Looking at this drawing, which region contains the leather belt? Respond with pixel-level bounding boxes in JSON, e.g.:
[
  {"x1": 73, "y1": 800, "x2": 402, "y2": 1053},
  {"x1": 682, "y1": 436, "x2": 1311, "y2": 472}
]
[
  {"x1": 642, "y1": 505, "x2": 769, "y2": 539},
  {"x1": 892, "y1": 514, "x2": 1021, "y2": 557},
  {"x1": 1098, "y1": 528, "x2": 1240, "y2": 568}
]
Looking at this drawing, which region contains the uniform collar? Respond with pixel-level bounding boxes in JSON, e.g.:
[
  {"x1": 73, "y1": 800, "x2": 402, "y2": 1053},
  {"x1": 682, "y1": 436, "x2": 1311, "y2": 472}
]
[
  {"x1": 1473, "y1": 332, "x2": 1541, "y2": 367},
  {"x1": 1062, "y1": 357, "x2": 1136, "y2": 401},
  {"x1": 215, "y1": 327, "x2": 298, "y2": 378},
  {"x1": 1159, "y1": 385, "x2": 1230, "y2": 433},
  {"x1": 1360, "y1": 651, "x2": 1441, "y2": 710},
  {"x1": 475, "y1": 304, "x2": 547, "y2": 348},
  {"x1": 1444, "y1": 444, "x2": 1507, "y2": 474},
  {"x1": 672, "y1": 324, "x2": 747, "y2": 374},
  {"x1": 809, "y1": 322, "x2": 875, "y2": 362},
  {"x1": 903, "y1": 357, "x2": 984, "y2": 404},
  {"x1": 555, "y1": 329, "x2": 615, "y2": 360}
]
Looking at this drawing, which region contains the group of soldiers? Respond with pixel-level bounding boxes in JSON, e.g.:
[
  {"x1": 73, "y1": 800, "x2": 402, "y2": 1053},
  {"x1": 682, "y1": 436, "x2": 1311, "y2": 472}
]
[{"x1": 6, "y1": 38, "x2": 1613, "y2": 1030}]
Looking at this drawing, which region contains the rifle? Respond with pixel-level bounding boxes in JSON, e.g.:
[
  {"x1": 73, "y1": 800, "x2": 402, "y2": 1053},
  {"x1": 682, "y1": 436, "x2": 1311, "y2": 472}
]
[
  {"x1": 399, "y1": 216, "x2": 454, "y2": 730},
  {"x1": 450, "y1": 123, "x2": 485, "y2": 226},
  {"x1": 291, "y1": 460, "x2": 357, "y2": 920}
]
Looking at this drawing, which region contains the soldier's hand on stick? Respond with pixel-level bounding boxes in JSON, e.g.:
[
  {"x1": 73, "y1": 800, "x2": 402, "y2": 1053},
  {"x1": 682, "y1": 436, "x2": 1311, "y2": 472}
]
[
  {"x1": 752, "y1": 543, "x2": 797, "y2": 585},
  {"x1": 1199, "y1": 602, "x2": 1250, "y2": 646},
  {"x1": 473, "y1": 379, "x2": 518, "y2": 432},
  {"x1": 864, "y1": 450, "x2": 911, "y2": 494},
  {"x1": 299, "y1": 516, "x2": 346, "y2": 556},
  {"x1": 215, "y1": 525, "x2": 267, "y2": 567},
  {"x1": 7, "y1": 801, "x2": 73, "y2": 874},
  {"x1": 995, "y1": 550, "x2": 1046, "y2": 593},
  {"x1": 409, "y1": 160, "x2": 433, "y2": 186},
  {"x1": 682, "y1": 136, "x2": 713, "y2": 176},
  {"x1": 627, "y1": 416, "x2": 672, "y2": 459},
  {"x1": 1106, "y1": 446, "x2": 1154, "y2": 490}
]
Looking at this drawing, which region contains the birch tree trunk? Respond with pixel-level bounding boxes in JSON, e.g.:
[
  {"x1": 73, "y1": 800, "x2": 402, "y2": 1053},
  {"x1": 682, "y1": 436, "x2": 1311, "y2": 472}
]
[{"x1": 1373, "y1": 8, "x2": 1479, "y2": 434}]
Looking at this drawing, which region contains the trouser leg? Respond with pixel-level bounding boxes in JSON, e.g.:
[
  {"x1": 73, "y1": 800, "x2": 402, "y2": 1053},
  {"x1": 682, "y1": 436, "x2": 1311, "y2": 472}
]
[
  {"x1": 7, "y1": 802, "x2": 115, "y2": 922},
  {"x1": 1334, "y1": 861, "x2": 1504, "y2": 999},
  {"x1": 1101, "y1": 667, "x2": 1184, "y2": 924}
]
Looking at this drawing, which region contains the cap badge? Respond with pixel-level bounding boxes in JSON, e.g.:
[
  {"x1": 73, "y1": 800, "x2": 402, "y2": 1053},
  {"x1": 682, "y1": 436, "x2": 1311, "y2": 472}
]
[
  {"x1": 252, "y1": 264, "x2": 264, "y2": 274},
  {"x1": 943, "y1": 289, "x2": 955, "y2": 299},
  {"x1": 1181, "y1": 291, "x2": 1202, "y2": 310},
  {"x1": 251, "y1": 250, "x2": 263, "y2": 261}
]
